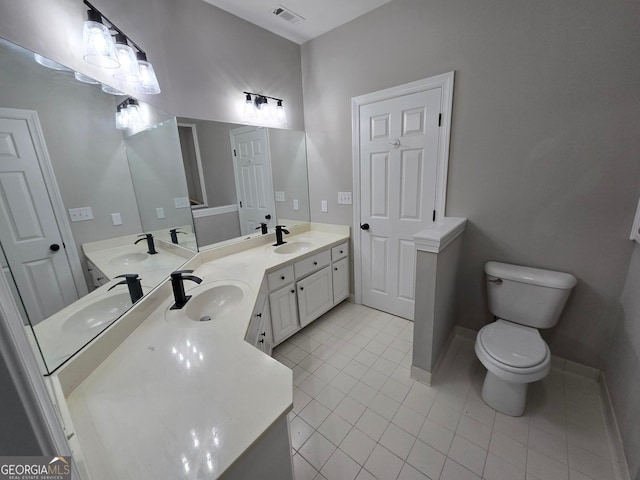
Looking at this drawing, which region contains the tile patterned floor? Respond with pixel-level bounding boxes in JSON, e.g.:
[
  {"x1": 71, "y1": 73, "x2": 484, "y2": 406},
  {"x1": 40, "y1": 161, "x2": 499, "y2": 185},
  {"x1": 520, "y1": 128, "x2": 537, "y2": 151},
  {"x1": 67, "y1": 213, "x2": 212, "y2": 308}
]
[{"x1": 272, "y1": 301, "x2": 617, "y2": 480}]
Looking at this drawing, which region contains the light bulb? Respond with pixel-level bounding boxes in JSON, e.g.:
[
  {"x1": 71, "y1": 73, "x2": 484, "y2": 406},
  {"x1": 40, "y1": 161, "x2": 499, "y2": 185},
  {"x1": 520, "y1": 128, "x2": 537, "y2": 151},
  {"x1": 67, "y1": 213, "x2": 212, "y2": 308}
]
[
  {"x1": 276, "y1": 100, "x2": 287, "y2": 123},
  {"x1": 113, "y1": 34, "x2": 141, "y2": 87},
  {"x1": 82, "y1": 10, "x2": 120, "y2": 69}
]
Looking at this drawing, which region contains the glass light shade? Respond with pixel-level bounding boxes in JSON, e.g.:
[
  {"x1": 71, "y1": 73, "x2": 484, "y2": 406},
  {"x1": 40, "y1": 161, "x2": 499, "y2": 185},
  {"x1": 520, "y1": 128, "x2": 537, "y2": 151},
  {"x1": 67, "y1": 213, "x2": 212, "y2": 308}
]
[
  {"x1": 34, "y1": 54, "x2": 71, "y2": 71},
  {"x1": 101, "y1": 83, "x2": 125, "y2": 96},
  {"x1": 243, "y1": 95, "x2": 256, "y2": 121},
  {"x1": 136, "y1": 60, "x2": 161, "y2": 94},
  {"x1": 115, "y1": 108, "x2": 130, "y2": 130},
  {"x1": 82, "y1": 20, "x2": 120, "y2": 69},
  {"x1": 126, "y1": 103, "x2": 144, "y2": 128},
  {"x1": 74, "y1": 71, "x2": 100, "y2": 85},
  {"x1": 113, "y1": 40, "x2": 141, "y2": 86},
  {"x1": 275, "y1": 102, "x2": 287, "y2": 124}
]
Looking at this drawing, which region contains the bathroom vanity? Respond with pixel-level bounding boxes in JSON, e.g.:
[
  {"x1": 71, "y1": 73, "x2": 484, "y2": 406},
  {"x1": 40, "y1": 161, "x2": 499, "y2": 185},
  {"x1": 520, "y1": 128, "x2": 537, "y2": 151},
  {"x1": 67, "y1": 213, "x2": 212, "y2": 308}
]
[{"x1": 49, "y1": 223, "x2": 349, "y2": 479}]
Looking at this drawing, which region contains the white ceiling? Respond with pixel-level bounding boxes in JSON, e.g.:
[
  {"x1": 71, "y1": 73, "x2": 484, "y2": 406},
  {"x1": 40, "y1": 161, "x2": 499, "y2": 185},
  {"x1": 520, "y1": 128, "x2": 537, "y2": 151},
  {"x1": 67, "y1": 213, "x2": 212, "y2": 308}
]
[{"x1": 202, "y1": 0, "x2": 393, "y2": 44}]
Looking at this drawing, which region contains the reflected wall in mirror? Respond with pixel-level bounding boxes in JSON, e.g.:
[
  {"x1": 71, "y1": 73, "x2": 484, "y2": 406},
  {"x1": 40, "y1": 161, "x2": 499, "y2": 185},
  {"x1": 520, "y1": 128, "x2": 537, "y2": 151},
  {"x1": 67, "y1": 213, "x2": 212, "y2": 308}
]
[
  {"x1": 176, "y1": 117, "x2": 311, "y2": 247},
  {"x1": 0, "y1": 37, "x2": 197, "y2": 374}
]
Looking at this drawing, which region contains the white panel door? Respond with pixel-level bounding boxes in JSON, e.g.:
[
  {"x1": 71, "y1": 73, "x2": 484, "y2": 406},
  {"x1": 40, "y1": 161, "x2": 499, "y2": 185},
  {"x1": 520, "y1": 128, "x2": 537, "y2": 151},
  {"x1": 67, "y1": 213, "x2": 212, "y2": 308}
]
[
  {"x1": 359, "y1": 88, "x2": 441, "y2": 320},
  {"x1": 0, "y1": 116, "x2": 78, "y2": 323},
  {"x1": 231, "y1": 126, "x2": 276, "y2": 235},
  {"x1": 297, "y1": 266, "x2": 333, "y2": 328},
  {"x1": 269, "y1": 284, "x2": 299, "y2": 344}
]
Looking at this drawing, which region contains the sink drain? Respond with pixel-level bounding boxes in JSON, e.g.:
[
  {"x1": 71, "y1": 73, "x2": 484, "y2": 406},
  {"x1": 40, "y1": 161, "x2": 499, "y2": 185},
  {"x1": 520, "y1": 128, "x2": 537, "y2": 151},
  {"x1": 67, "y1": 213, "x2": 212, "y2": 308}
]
[{"x1": 199, "y1": 315, "x2": 212, "y2": 322}]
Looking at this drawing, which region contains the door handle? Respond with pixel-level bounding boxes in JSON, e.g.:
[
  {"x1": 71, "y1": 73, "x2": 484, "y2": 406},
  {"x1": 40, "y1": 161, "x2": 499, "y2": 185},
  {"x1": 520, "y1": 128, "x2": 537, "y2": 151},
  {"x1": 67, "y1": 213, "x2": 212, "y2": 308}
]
[
  {"x1": 49, "y1": 244, "x2": 60, "y2": 252},
  {"x1": 265, "y1": 214, "x2": 271, "y2": 220},
  {"x1": 360, "y1": 223, "x2": 370, "y2": 230}
]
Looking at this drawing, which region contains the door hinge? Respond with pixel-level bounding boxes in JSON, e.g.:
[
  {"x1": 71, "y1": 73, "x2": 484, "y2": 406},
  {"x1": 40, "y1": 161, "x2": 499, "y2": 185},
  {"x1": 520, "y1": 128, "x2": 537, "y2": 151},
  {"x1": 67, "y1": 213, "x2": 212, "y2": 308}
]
[
  {"x1": 438, "y1": 113, "x2": 442, "y2": 127},
  {"x1": 239, "y1": 201, "x2": 242, "y2": 208},
  {"x1": 233, "y1": 149, "x2": 237, "y2": 156},
  {"x1": 432, "y1": 210, "x2": 436, "y2": 221}
]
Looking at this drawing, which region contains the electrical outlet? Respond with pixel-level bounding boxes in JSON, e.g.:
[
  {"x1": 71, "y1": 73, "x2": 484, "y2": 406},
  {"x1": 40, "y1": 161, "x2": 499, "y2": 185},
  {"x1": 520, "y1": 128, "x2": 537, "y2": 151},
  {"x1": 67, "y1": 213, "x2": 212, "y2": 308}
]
[
  {"x1": 69, "y1": 207, "x2": 93, "y2": 222},
  {"x1": 293, "y1": 199, "x2": 299, "y2": 211},
  {"x1": 111, "y1": 213, "x2": 122, "y2": 226},
  {"x1": 156, "y1": 207, "x2": 166, "y2": 219},
  {"x1": 174, "y1": 197, "x2": 190, "y2": 209},
  {"x1": 275, "y1": 191, "x2": 285, "y2": 202},
  {"x1": 321, "y1": 200, "x2": 328, "y2": 213},
  {"x1": 338, "y1": 192, "x2": 352, "y2": 205}
]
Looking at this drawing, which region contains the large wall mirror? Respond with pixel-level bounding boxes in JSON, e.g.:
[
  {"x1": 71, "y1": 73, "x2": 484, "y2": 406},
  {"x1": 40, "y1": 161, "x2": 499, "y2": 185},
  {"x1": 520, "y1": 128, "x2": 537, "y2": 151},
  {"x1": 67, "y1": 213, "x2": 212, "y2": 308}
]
[
  {"x1": 176, "y1": 117, "x2": 311, "y2": 247},
  {"x1": 0, "y1": 37, "x2": 197, "y2": 374}
]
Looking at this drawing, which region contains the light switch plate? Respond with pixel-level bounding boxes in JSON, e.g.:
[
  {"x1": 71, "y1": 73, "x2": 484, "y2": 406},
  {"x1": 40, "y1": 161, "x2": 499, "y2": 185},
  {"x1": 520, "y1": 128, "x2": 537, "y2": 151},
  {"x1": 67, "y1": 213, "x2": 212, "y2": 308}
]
[
  {"x1": 293, "y1": 199, "x2": 299, "y2": 211},
  {"x1": 321, "y1": 200, "x2": 328, "y2": 213},
  {"x1": 338, "y1": 192, "x2": 352, "y2": 205},
  {"x1": 69, "y1": 207, "x2": 93, "y2": 222},
  {"x1": 174, "y1": 197, "x2": 190, "y2": 209},
  {"x1": 111, "y1": 213, "x2": 122, "y2": 226},
  {"x1": 275, "y1": 191, "x2": 285, "y2": 202},
  {"x1": 156, "y1": 207, "x2": 166, "y2": 219}
]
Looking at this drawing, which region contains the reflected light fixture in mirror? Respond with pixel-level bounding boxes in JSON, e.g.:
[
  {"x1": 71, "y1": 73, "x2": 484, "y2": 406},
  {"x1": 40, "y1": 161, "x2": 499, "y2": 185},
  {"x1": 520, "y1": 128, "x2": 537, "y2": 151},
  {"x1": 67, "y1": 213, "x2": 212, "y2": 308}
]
[
  {"x1": 34, "y1": 54, "x2": 71, "y2": 71},
  {"x1": 115, "y1": 98, "x2": 144, "y2": 130},
  {"x1": 81, "y1": 0, "x2": 161, "y2": 94}
]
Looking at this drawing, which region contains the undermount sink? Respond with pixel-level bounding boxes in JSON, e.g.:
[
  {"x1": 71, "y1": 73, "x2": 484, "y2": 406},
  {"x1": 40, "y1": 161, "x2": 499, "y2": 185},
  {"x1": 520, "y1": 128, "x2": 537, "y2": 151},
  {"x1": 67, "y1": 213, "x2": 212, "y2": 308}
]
[
  {"x1": 165, "y1": 281, "x2": 250, "y2": 326},
  {"x1": 273, "y1": 241, "x2": 314, "y2": 255},
  {"x1": 62, "y1": 292, "x2": 131, "y2": 333},
  {"x1": 108, "y1": 251, "x2": 148, "y2": 266}
]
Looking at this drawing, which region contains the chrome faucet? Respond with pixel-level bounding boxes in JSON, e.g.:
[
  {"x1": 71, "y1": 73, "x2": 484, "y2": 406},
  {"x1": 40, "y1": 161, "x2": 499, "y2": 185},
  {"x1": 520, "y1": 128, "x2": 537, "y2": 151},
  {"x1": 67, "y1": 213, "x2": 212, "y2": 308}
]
[
  {"x1": 273, "y1": 225, "x2": 289, "y2": 246},
  {"x1": 108, "y1": 274, "x2": 144, "y2": 303},
  {"x1": 256, "y1": 223, "x2": 268, "y2": 235},
  {"x1": 169, "y1": 228, "x2": 186, "y2": 244},
  {"x1": 135, "y1": 233, "x2": 157, "y2": 254},
  {"x1": 169, "y1": 270, "x2": 202, "y2": 310}
]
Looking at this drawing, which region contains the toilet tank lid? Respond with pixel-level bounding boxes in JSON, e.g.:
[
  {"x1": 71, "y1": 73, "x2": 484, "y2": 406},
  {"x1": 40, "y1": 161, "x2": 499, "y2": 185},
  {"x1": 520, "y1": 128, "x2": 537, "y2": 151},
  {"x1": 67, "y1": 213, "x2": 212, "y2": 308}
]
[{"x1": 485, "y1": 261, "x2": 577, "y2": 289}]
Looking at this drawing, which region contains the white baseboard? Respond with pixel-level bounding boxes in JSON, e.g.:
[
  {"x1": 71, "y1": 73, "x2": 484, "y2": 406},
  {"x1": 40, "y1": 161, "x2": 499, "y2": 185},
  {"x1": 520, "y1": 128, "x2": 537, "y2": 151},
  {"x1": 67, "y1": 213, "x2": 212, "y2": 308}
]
[{"x1": 598, "y1": 373, "x2": 632, "y2": 480}]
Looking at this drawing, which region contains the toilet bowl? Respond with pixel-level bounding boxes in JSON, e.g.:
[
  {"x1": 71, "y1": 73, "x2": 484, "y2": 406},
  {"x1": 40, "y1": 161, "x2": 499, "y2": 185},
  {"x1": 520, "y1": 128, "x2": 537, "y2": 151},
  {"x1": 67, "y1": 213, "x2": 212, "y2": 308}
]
[
  {"x1": 475, "y1": 320, "x2": 550, "y2": 416},
  {"x1": 475, "y1": 262, "x2": 576, "y2": 416}
]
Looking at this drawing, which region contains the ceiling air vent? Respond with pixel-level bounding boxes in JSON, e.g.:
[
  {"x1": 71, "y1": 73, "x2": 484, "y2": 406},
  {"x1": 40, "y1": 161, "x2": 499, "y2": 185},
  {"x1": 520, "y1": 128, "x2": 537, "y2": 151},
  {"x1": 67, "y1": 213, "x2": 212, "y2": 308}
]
[{"x1": 272, "y1": 4, "x2": 305, "y2": 24}]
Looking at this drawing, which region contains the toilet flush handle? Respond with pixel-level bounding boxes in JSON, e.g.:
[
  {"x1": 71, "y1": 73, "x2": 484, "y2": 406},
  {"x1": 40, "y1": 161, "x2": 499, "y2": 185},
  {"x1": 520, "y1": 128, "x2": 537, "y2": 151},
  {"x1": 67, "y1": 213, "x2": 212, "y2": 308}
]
[{"x1": 488, "y1": 277, "x2": 502, "y2": 285}]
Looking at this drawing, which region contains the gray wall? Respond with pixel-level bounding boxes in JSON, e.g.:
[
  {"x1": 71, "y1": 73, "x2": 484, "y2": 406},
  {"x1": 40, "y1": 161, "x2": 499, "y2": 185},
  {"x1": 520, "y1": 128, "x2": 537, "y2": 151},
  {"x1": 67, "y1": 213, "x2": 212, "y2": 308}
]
[
  {"x1": 300, "y1": 0, "x2": 640, "y2": 368},
  {"x1": 177, "y1": 118, "x2": 238, "y2": 208},
  {"x1": 605, "y1": 243, "x2": 640, "y2": 480},
  {"x1": 194, "y1": 212, "x2": 241, "y2": 248},
  {"x1": 0, "y1": 0, "x2": 304, "y2": 131}
]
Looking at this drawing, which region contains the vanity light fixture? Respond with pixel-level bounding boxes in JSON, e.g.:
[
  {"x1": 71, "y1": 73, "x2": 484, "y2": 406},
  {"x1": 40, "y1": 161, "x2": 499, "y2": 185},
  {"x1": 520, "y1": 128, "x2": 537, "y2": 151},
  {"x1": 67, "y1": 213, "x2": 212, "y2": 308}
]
[
  {"x1": 81, "y1": 0, "x2": 161, "y2": 94},
  {"x1": 74, "y1": 71, "x2": 100, "y2": 84},
  {"x1": 115, "y1": 97, "x2": 143, "y2": 130},
  {"x1": 242, "y1": 92, "x2": 287, "y2": 124},
  {"x1": 34, "y1": 54, "x2": 72, "y2": 71}
]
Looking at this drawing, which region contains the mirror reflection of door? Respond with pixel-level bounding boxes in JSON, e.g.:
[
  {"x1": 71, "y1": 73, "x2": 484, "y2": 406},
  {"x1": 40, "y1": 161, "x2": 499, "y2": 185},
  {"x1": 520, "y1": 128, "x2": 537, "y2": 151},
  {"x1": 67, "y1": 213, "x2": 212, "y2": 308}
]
[
  {"x1": 0, "y1": 108, "x2": 79, "y2": 324},
  {"x1": 230, "y1": 126, "x2": 276, "y2": 235}
]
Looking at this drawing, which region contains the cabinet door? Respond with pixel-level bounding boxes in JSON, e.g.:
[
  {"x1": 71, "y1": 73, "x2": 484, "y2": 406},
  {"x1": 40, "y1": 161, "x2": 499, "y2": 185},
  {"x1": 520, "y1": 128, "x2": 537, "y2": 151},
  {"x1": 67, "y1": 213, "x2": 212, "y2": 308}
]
[
  {"x1": 269, "y1": 284, "x2": 299, "y2": 344},
  {"x1": 257, "y1": 300, "x2": 274, "y2": 356},
  {"x1": 332, "y1": 257, "x2": 349, "y2": 305},
  {"x1": 298, "y1": 266, "x2": 333, "y2": 328}
]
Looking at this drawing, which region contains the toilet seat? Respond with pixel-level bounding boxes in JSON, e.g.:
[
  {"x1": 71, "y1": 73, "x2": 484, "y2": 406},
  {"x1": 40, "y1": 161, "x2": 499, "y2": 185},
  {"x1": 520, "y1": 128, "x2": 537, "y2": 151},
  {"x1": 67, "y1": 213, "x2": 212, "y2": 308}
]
[
  {"x1": 475, "y1": 320, "x2": 550, "y2": 383},
  {"x1": 478, "y1": 320, "x2": 547, "y2": 368}
]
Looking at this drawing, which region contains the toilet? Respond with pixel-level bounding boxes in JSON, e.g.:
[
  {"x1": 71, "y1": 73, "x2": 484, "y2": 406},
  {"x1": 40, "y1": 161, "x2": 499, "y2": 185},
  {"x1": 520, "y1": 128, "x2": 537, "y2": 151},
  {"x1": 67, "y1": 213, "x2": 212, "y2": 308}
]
[{"x1": 475, "y1": 261, "x2": 577, "y2": 416}]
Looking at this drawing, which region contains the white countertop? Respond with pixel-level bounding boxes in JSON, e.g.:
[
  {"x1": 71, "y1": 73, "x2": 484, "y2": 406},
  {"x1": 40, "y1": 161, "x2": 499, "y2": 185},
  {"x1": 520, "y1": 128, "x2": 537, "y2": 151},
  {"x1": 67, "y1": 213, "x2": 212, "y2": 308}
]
[{"x1": 64, "y1": 226, "x2": 349, "y2": 479}]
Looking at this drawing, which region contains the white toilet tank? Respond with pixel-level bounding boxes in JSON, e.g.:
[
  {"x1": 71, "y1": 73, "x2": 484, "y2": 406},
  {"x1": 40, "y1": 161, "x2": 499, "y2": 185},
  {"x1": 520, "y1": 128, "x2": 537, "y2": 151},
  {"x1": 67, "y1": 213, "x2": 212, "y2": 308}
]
[{"x1": 485, "y1": 262, "x2": 577, "y2": 329}]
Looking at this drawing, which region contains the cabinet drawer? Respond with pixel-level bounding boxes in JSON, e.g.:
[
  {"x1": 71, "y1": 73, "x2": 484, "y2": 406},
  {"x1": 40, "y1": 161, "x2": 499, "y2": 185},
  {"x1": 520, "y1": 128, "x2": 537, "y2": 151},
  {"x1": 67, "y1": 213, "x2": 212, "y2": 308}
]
[
  {"x1": 267, "y1": 265, "x2": 294, "y2": 291},
  {"x1": 294, "y1": 249, "x2": 331, "y2": 279},
  {"x1": 331, "y1": 242, "x2": 349, "y2": 262}
]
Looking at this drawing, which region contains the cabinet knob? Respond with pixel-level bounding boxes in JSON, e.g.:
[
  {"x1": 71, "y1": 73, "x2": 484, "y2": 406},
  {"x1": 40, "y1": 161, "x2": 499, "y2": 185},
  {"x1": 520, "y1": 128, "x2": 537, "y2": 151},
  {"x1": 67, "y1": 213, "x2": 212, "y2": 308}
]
[
  {"x1": 334, "y1": 267, "x2": 338, "y2": 271},
  {"x1": 313, "y1": 261, "x2": 318, "y2": 265},
  {"x1": 281, "y1": 275, "x2": 285, "y2": 280},
  {"x1": 258, "y1": 339, "x2": 264, "y2": 344},
  {"x1": 290, "y1": 289, "x2": 295, "y2": 294},
  {"x1": 256, "y1": 313, "x2": 262, "y2": 318},
  {"x1": 300, "y1": 286, "x2": 304, "y2": 291},
  {"x1": 340, "y1": 250, "x2": 343, "y2": 254},
  {"x1": 260, "y1": 332, "x2": 266, "y2": 337}
]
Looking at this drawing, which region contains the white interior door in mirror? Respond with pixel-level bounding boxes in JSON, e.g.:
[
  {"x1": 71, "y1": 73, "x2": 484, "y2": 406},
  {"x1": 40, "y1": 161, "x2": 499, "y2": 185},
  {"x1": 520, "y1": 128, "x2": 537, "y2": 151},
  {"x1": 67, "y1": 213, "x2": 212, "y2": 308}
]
[
  {"x1": 359, "y1": 88, "x2": 442, "y2": 320},
  {"x1": 631, "y1": 195, "x2": 640, "y2": 243},
  {"x1": 231, "y1": 126, "x2": 276, "y2": 235},
  {"x1": 0, "y1": 113, "x2": 79, "y2": 323}
]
